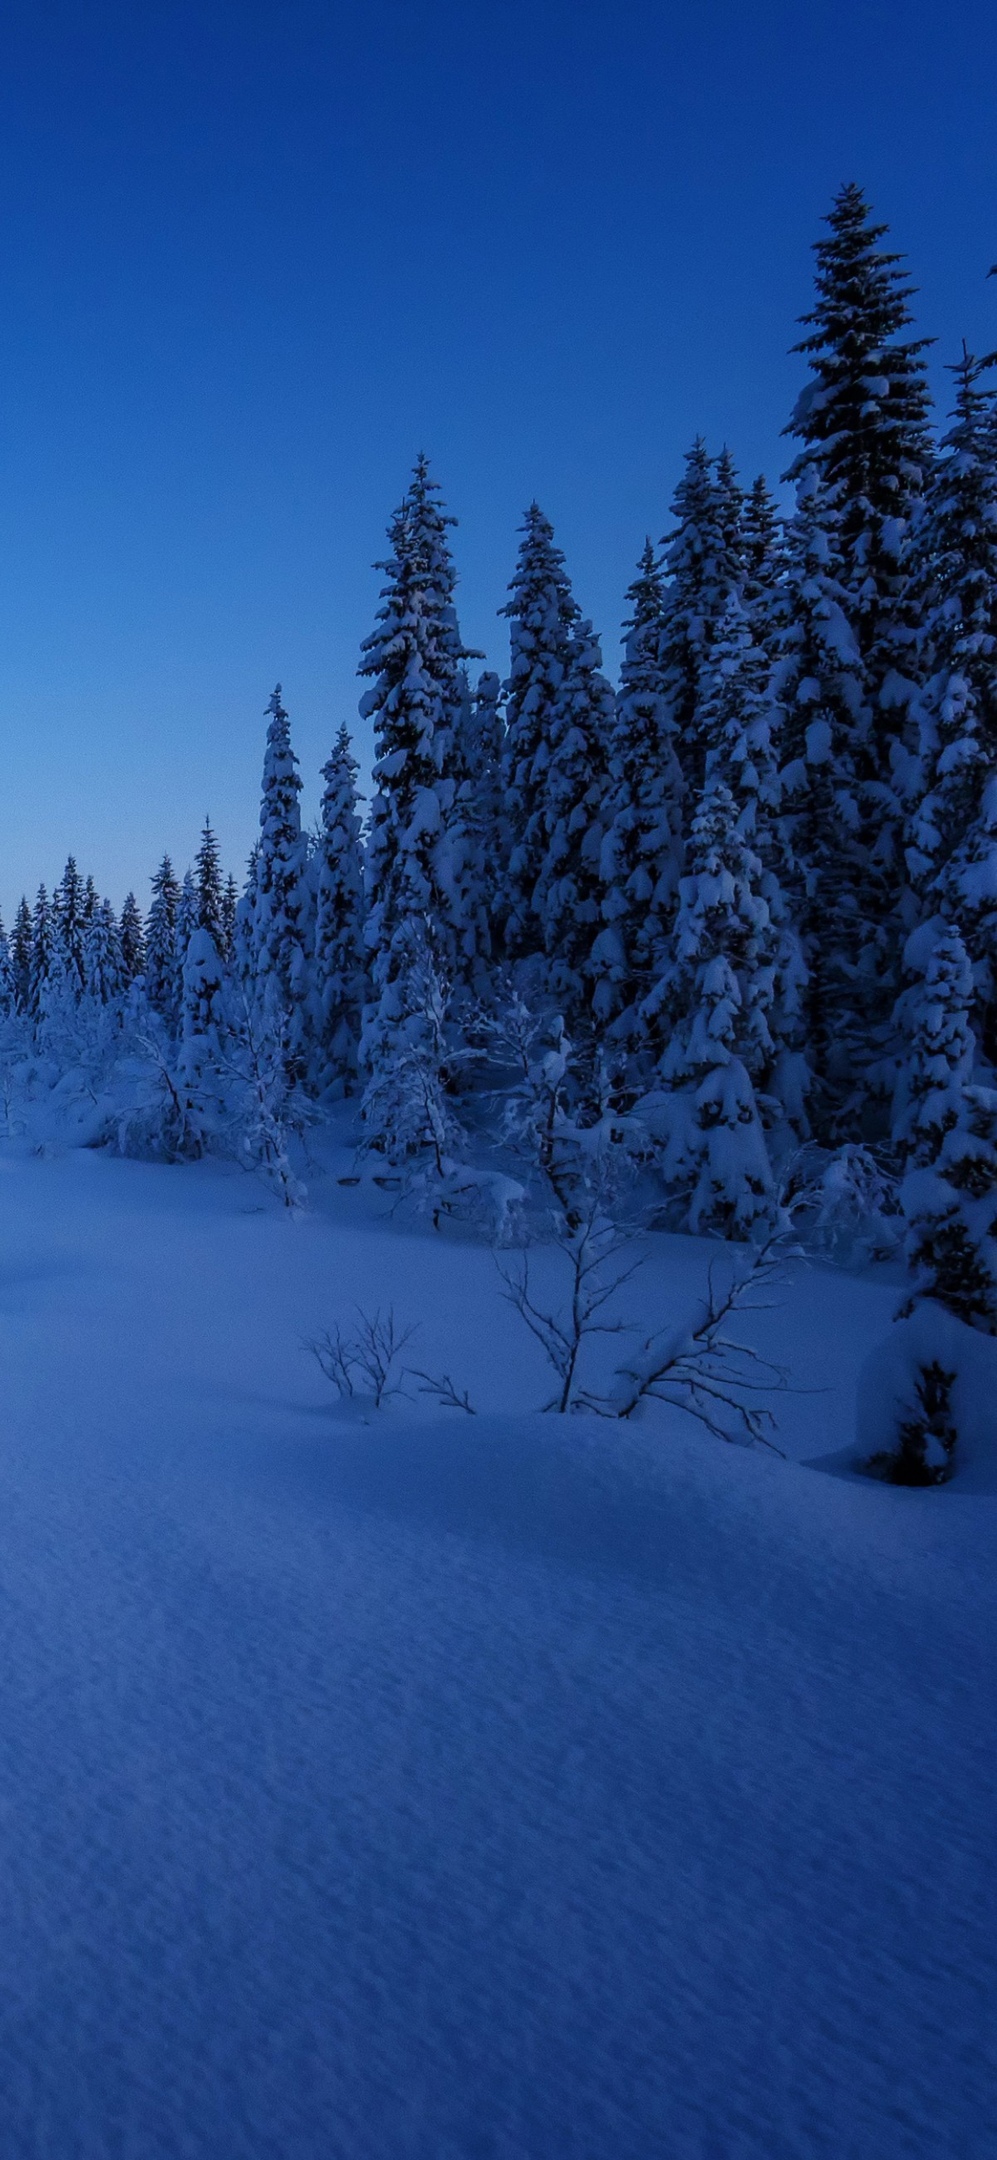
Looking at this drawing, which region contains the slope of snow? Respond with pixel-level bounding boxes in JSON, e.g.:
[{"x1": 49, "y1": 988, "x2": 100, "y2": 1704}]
[{"x1": 0, "y1": 1142, "x2": 991, "y2": 2157}]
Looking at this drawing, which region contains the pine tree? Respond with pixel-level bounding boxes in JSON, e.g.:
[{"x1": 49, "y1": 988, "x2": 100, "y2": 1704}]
[
  {"x1": 643, "y1": 775, "x2": 778, "y2": 1238},
  {"x1": 309, "y1": 724, "x2": 366, "y2": 1094},
  {"x1": 531, "y1": 618, "x2": 615, "y2": 1030},
  {"x1": 592, "y1": 541, "x2": 683, "y2": 1039},
  {"x1": 907, "y1": 350, "x2": 997, "y2": 1061},
  {"x1": 889, "y1": 931, "x2": 997, "y2": 1479},
  {"x1": 195, "y1": 819, "x2": 225, "y2": 947},
  {"x1": 658, "y1": 439, "x2": 744, "y2": 799},
  {"x1": 244, "y1": 688, "x2": 313, "y2": 1076},
  {"x1": 359, "y1": 457, "x2": 481, "y2": 1142},
  {"x1": 145, "y1": 856, "x2": 181, "y2": 1022},
  {"x1": 498, "y1": 504, "x2": 579, "y2": 960},
  {"x1": 119, "y1": 893, "x2": 145, "y2": 986},
  {"x1": 11, "y1": 898, "x2": 32, "y2": 1013}
]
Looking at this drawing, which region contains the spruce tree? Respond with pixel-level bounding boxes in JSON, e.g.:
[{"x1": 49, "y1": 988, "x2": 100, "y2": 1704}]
[
  {"x1": 498, "y1": 504, "x2": 579, "y2": 960},
  {"x1": 786, "y1": 183, "x2": 932, "y2": 714},
  {"x1": 83, "y1": 899, "x2": 124, "y2": 1003},
  {"x1": 29, "y1": 887, "x2": 53, "y2": 1015},
  {"x1": 195, "y1": 819, "x2": 225, "y2": 948},
  {"x1": 907, "y1": 350, "x2": 997, "y2": 1060},
  {"x1": 119, "y1": 893, "x2": 145, "y2": 986},
  {"x1": 359, "y1": 458, "x2": 481, "y2": 1146},
  {"x1": 697, "y1": 596, "x2": 810, "y2": 1140},
  {"x1": 0, "y1": 912, "x2": 14, "y2": 1019},
  {"x1": 52, "y1": 857, "x2": 87, "y2": 996},
  {"x1": 592, "y1": 541, "x2": 683, "y2": 1038},
  {"x1": 11, "y1": 898, "x2": 32, "y2": 1012},
  {"x1": 741, "y1": 475, "x2": 781, "y2": 618},
  {"x1": 657, "y1": 439, "x2": 743, "y2": 799},
  {"x1": 145, "y1": 856, "x2": 181, "y2": 1022},
  {"x1": 309, "y1": 724, "x2": 366, "y2": 1094},
  {"x1": 173, "y1": 871, "x2": 200, "y2": 1022},
  {"x1": 460, "y1": 669, "x2": 504, "y2": 948},
  {"x1": 531, "y1": 617, "x2": 615, "y2": 1030},
  {"x1": 220, "y1": 875, "x2": 238, "y2": 959},
  {"x1": 644, "y1": 775, "x2": 778, "y2": 1238},
  {"x1": 889, "y1": 931, "x2": 997, "y2": 1479},
  {"x1": 785, "y1": 184, "x2": 933, "y2": 1055},
  {"x1": 769, "y1": 469, "x2": 866, "y2": 1127},
  {"x1": 244, "y1": 688, "x2": 313, "y2": 1075}
]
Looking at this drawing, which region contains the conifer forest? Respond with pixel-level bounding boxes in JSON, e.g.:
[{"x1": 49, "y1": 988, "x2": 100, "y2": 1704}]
[{"x1": 5, "y1": 185, "x2": 994, "y2": 1481}]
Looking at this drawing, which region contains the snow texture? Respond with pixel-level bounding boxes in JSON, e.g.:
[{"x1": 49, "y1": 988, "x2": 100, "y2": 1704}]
[{"x1": 0, "y1": 1137, "x2": 989, "y2": 2157}]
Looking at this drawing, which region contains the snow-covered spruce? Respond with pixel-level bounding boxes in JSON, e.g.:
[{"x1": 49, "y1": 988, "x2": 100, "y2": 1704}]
[
  {"x1": 241, "y1": 689, "x2": 313, "y2": 1079},
  {"x1": 309, "y1": 724, "x2": 366, "y2": 1096},
  {"x1": 498, "y1": 503, "x2": 579, "y2": 962},
  {"x1": 907, "y1": 350, "x2": 997, "y2": 1063},
  {"x1": 869, "y1": 930, "x2": 997, "y2": 1482},
  {"x1": 656, "y1": 437, "x2": 744, "y2": 802},
  {"x1": 144, "y1": 856, "x2": 181, "y2": 1023},
  {"x1": 769, "y1": 468, "x2": 866, "y2": 1131},
  {"x1": 785, "y1": 182, "x2": 933, "y2": 1075},
  {"x1": 592, "y1": 541, "x2": 683, "y2": 1042},
  {"x1": 639, "y1": 776, "x2": 779, "y2": 1240},
  {"x1": 530, "y1": 615, "x2": 615, "y2": 1032},
  {"x1": 359, "y1": 458, "x2": 481, "y2": 1160}
]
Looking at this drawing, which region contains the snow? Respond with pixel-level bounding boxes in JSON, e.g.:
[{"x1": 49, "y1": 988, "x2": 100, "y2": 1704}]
[{"x1": 0, "y1": 1136, "x2": 990, "y2": 2155}]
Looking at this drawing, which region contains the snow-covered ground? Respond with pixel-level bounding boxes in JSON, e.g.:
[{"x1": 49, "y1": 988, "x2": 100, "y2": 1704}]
[{"x1": 0, "y1": 1136, "x2": 991, "y2": 2158}]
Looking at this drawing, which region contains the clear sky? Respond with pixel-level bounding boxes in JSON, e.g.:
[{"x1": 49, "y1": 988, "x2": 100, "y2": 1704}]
[{"x1": 2, "y1": 0, "x2": 996, "y2": 913}]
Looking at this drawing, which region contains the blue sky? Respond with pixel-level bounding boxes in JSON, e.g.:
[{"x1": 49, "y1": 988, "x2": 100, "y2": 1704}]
[{"x1": 2, "y1": 0, "x2": 996, "y2": 911}]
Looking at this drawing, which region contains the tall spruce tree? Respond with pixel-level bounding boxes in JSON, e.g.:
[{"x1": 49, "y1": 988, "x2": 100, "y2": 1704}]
[
  {"x1": 785, "y1": 183, "x2": 933, "y2": 1067},
  {"x1": 907, "y1": 351, "x2": 997, "y2": 1062},
  {"x1": 498, "y1": 504, "x2": 580, "y2": 961},
  {"x1": 195, "y1": 820, "x2": 225, "y2": 948},
  {"x1": 244, "y1": 688, "x2": 313, "y2": 1076},
  {"x1": 309, "y1": 724, "x2": 366, "y2": 1094},
  {"x1": 52, "y1": 857, "x2": 87, "y2": 996},
  {"x1": 0, "y1": 912, "x2": 14, "y2": 1019},
  {"x1": 11, "y1": 899, "x2": 32, "y2": 1012},
  {"x1": 657, "y1": 439, "x2": 744, "y2": 799},
  {"x1": 220, "y1": 875, "x2": 238, "y2": 959},
  {"x1": 145, "y1": 856, "x2": 181, "y2": 1022},
  {"x1": 119, "y1": 893, "x2": 145, "y2": 986},
  {"x1": 359, "y1": 458, "x2": 481, "y2": 1146},
  {"x1": 697, "y1": 596, "x2": 810, "y2": 1139},
  {"x1": 29, "y1": 887, "x2": 53, "y2": 1015},
  {"x1": 593, "y1": 541, "x2": 683, "y2": 1039},
  {"x1": 530, "y1": 618, "x2": 615, "y2": 1031},
  {"x1": 889, "y1": 931, "x2": 997, "y2": 1477},
  {"x1": 460, "y1": 668, "x2": 505, "y2": 949},
  {"x1": 643, "y1": 774, "x2": 778, "y2": 1238},
  {"x1": 769, "y1": 469, "x2": 866, "y2": 1127},
  {"x1": 83, "y1": 899, "x2": 124, "y2": 1003}
]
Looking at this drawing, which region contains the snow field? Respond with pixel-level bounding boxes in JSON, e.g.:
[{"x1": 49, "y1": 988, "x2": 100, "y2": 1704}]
[{"x1": 0, "y1": 1144, "x2": 991, "y2": 2157}]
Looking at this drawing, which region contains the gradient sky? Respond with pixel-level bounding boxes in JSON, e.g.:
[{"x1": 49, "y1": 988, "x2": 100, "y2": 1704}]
[{"x1": 2, "y1": 0, "x2": 997, "y2": 913}]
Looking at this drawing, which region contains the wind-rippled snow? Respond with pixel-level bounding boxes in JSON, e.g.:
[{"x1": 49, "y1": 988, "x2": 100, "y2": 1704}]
[{"x1": 0, "y1": 1144, "x2": 991, "y2": 2157}]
